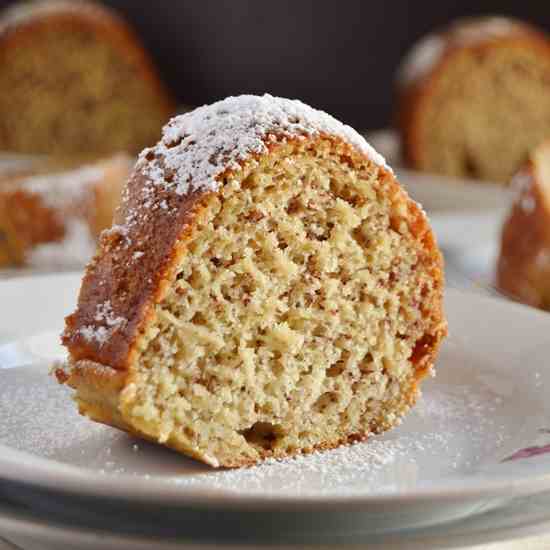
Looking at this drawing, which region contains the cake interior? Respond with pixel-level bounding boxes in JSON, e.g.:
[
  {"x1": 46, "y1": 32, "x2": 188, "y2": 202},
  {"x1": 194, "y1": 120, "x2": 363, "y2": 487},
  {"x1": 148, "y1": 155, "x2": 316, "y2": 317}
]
[
  {"x1": 119, "y1": 139, "x2": 441, "y2": 467},
  {"x1": 0, "y1": 20, "x2": 170, "y2": 155},
  {"x1": 416, "y1": 43, "x2": 550, "y2": 182}
]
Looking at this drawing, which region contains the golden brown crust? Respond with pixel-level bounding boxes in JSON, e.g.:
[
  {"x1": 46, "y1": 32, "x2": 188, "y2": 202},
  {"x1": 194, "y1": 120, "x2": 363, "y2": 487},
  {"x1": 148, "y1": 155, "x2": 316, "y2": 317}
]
[
  {"x1": 382, "y1": 169, "x2": 446, "y2": 381},
  {"x1": 63, "y1": 135, "x2": 446, "y2": 377},
  {"x1": 396, "y1": 18, "x2": 550, "y2": 171},
  {"x1": 55, "y1": 359, "x2": 129, "y2": 429},
  {"x1": 62, "y1": 177, "x2": 214, "y2": 369},
  {"x1": 497, "y1": 143, "x2": 550, "y2": 309}
]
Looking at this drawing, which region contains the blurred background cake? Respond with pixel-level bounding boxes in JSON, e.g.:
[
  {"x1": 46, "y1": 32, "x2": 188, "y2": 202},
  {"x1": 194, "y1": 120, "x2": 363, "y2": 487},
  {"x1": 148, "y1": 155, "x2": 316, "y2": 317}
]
[
  {"x1": 396, "y1": 17, "x2": 550, "y2": 183},
  {"x1": 0, "y1": 0, "x2": 175, "y2": 156},
  {"x1": 0, "y1": 0, "x2": 179, "y2": 269},
  {"x1": 0, "y1": 154, "x2": 131, "y2": 268},
  {"x1": 497, "y1": 140, "x2": 550, "y2": 310}
]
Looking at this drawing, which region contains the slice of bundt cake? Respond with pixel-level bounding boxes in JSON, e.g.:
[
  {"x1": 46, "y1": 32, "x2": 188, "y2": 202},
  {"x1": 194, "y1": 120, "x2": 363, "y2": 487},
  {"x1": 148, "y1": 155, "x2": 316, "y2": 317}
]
[
  {"x1": 0, "y1": 154, "x2": 132, "y2": 268},
  {"x1": 497, "y1": 140, "x2": 550, "y2": 310},
  {"x1": 397, "y1": 17, "x2": 550, "y2": 183},
  {"x1": 0, "y1": 0, "x2": 175, "y2": 156},
  {"x1": 57, "y1": 95, "x2": 447, "y2": 468}
]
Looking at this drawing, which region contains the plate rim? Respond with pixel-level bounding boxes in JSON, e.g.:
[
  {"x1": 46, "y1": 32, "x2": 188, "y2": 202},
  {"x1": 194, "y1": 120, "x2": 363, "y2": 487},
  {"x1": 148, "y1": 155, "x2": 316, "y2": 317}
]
[
  {"x1": 1, "y1": 437, "x2": 550, "y2": 510},
  {"x1": 3, "y1": 483, "x2": 550, "y2": 550}
]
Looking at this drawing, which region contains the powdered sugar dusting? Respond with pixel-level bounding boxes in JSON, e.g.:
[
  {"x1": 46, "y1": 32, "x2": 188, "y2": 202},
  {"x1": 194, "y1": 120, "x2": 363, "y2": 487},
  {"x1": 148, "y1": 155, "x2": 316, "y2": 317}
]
[
  {"x1": 138, "y1": 94, "x2": 389, "y2": 198},
  {"x1": 78, "y1": 325, "x2": 110, "y2": 345},
  {"x1": 103, "y1": 224, "x2": 130, "y2": 238},
  {"x1": 99, "y1": 95, "x2": 390, "y2": 266},
  {"x1": 78, "y1": 301, "x2": 127, "y2": 345},
  {"x1": 94, "y1": 300, "x2": 126, "y2": 328},
  {"x1": 12, "y1": 161, "x2": 117, "y2": 269},
  {"x1": 521, "y1": 195, "x2": 536, "y2": 214},
  {"x1": 398, "y1": 34, "x2": 445, "y2": 86},
  {"x1": 510, "y1": 169, "x2": 538, "y2": 214},
  {"x1": 511, "y1": 170, "x2": 533, "y2": 194},
  {"x1": 1, "y1": 368, "x2": 112, "y2": 459}
]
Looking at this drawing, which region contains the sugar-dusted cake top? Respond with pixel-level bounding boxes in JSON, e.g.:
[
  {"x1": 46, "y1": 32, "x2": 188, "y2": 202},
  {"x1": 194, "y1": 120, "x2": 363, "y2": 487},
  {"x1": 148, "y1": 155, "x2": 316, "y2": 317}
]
[{"x1": 138, "y1": 94, "x2": 389, "y2": 197}]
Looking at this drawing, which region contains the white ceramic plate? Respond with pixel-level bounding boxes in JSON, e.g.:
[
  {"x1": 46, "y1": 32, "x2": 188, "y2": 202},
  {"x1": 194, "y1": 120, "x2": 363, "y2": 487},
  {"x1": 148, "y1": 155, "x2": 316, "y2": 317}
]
[
  {"x1": 430, "y1": 210, "x2": 505, "y2": 254},
  {"x1": 1, "y1": 273, "x2": 550, "y2": 532},
  {"x1": 429, "y1": 210, "x2": 503, "y2": 295},
  {"x1": 396, "y1": 168, "x2": 512, "y2": 215},
  {"x1": 428, "y1": 211, "x2": 505, "y2": 298}
]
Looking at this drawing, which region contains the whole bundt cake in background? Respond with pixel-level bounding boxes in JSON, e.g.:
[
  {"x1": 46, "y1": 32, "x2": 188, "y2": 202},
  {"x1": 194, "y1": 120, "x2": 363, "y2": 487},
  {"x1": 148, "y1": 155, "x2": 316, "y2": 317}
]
[
  {"x1": 57, "y1": 95, "x2": 446, "y2": 468},
  {"x1": 397, "y1": 17, "x2": 550, "y2": 183},
  {"x1": 0, "y1": 154, "x2": 132, "y2": 268},
  {"x1": 498, "y1": 140, "x2": 550, "y2": 310},
  {"x1": 0, "y1": 0, "x2": 175, "y2": 156}
]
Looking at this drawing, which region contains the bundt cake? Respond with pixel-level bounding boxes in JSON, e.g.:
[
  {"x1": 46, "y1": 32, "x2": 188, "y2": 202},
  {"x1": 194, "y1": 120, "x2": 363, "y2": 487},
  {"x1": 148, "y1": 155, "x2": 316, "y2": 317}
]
[
  {"x1": 0, "y1": 0, "x2": 175, "y2": 156},
  {"x1": 0, "y1": 154, "x2": 132, "y2": 268},
  {"x1": 57, "y1": 95, "x2": 447, "y2": 468},
  {"x1": 497, "y1": 139, "x2": 550, "y2": 310},
  {"x1": 397, "y1": 17, "x2": 550, "y2": 183}
]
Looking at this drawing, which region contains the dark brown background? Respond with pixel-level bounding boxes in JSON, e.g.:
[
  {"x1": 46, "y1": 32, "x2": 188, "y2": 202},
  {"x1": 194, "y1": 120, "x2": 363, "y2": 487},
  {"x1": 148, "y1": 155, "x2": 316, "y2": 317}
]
[{"x1": 2, "y1": 1, "x2": 550, "y2": 129}]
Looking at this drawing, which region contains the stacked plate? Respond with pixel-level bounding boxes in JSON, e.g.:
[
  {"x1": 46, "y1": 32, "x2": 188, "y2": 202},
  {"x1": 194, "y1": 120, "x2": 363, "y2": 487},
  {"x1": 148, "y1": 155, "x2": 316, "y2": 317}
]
[
  {"x1": 2, "y1": 135, "x2": 549, "y2": 548},
  {"x1": 1, "y1": 272, "x2": 550, "y2": 549}
]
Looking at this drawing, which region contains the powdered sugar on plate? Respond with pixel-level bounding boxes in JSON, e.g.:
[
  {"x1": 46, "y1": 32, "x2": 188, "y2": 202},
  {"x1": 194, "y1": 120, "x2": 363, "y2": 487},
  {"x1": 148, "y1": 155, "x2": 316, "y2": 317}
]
[
  {"x1": 0, "y1": 362, "x2": 515, "y2": 497},
  {"x1": 169, "y1": 384, "x2": 509, "y2": 496},
  {"x1": 0, "y1": 368, "x2": 111, "y2": 459}
]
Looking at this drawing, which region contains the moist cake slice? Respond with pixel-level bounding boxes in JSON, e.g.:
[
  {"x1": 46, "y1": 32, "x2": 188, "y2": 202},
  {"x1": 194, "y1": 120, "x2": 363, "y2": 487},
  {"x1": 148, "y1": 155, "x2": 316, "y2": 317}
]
[{"x1": 57, "y1": 95, "x2": 447, "y2": 468}]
